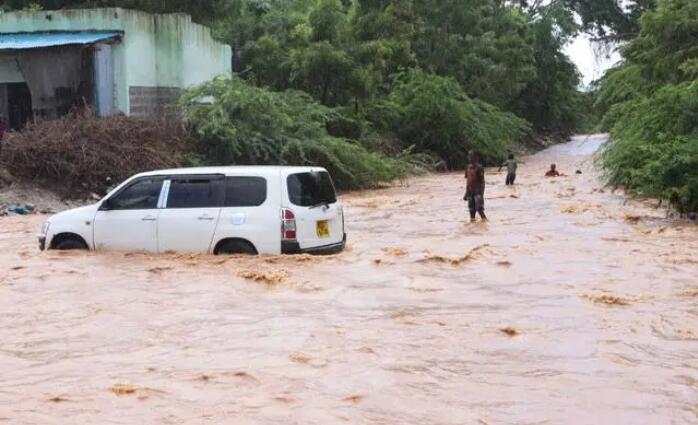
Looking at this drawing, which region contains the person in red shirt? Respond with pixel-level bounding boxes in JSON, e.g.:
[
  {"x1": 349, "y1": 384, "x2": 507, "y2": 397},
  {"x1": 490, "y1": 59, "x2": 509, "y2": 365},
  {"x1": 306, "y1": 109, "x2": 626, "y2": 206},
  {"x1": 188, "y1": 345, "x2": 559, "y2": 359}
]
[
  {"x1": 545, "y1": 163, "x2": 563, "y2": 177},
  {"x1": 464, "y1": 150, "x2": 487, "y2": 222}
]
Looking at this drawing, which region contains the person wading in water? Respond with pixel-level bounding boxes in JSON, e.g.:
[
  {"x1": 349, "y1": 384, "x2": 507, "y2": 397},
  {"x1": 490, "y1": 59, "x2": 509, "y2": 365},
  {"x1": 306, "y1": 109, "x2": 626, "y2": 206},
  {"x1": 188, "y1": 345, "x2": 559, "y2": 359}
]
[{"x1": 464, "y1": 150, "x2": 487, "y2": 222}]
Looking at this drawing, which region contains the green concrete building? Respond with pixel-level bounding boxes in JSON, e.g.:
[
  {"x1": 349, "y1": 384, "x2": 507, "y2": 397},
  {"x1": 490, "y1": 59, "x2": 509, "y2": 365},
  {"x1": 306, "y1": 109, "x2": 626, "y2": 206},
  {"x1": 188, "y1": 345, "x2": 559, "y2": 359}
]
[{"x1": 0, "y1": 8, "x2": 232, "y2": 128}]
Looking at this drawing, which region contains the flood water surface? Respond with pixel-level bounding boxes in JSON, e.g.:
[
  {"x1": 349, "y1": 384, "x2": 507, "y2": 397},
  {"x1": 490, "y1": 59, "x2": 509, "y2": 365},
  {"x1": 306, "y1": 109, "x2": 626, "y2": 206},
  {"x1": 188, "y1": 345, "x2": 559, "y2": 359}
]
[{"x1": 1, "y1": 134, "x2": 697, "y2": 424}]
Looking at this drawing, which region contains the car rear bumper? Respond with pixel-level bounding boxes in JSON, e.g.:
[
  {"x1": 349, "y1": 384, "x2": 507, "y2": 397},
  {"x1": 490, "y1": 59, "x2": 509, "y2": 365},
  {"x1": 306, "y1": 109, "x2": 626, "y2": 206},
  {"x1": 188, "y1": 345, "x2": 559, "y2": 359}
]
[{"x1": 282, "y1": 234, "x2": 346, "y2": 255}]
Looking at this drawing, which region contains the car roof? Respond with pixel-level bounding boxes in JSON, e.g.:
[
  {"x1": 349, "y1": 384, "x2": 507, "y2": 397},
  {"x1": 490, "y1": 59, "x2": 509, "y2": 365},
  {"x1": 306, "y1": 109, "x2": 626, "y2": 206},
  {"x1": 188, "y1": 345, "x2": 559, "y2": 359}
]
[{"x1": 137, "y1": 165, "x2": 327, "y2": 178}]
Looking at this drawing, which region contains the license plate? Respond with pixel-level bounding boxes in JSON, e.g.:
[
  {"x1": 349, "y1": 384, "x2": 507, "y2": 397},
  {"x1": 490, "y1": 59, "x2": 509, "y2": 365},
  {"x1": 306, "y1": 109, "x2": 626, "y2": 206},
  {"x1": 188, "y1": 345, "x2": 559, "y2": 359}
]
[{"x1": 316, "y1": 220, "x2": 330, "y2": 238}]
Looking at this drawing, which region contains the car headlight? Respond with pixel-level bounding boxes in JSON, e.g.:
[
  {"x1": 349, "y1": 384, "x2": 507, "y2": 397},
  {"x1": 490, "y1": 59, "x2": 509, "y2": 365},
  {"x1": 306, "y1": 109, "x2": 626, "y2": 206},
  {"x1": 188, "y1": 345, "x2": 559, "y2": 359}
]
[{"x1": 41, "y1": 221, "x2": 50, "y2": 235}]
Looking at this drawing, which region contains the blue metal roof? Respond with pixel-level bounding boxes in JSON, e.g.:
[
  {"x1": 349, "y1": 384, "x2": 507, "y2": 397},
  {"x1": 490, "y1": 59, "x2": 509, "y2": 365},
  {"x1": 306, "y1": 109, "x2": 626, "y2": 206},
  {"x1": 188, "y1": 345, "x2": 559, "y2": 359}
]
[{"x1": 0, "y1": 31, "x2": 121, "y2": 50}]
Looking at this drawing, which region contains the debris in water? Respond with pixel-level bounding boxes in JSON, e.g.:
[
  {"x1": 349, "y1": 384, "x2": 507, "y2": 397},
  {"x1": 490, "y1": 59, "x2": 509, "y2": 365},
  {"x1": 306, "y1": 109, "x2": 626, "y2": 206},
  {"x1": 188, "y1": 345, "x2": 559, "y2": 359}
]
[
  {"x1": 509, "y1": 194, "x2": 519, "y2": 199},
  {"x1": 47, "y1": 395, "x2": 69, "y2": 403},
  {"x1": 496, "y1": 260, "x2": 512, "y2": 267},
  {"x1": 273, "y1": 396, "x2": 295, "y2": 403},
  {"x1": 237, "y1": 269, "x2": 288, "y2": 285},
  {"x1": 373, "y1": 258, "x2": 383, "y2": 265},
  {"x1": 199, "y1": 374, "x2": 212, "y2": 382},
  {"x1": 110, "y1": 384, "x2": 137, "y2": 395},
  {"x1": 264, "y1": 254, "x2": 317, "y2": 264},
  {"x1": 342, "y1": 395, "x2": 364, "y2": 404},
  {"x1": 560, "y1": 204, "x2": 594, "y2": 214},
  {"x1": 147, "y1": 266, "x2": 172, "y2": 274},
  {"x1": 289, "y1": 353, "x2": 311, "y2": 364},
  {"x1": 10, "y1": 266, "x2": 24, "y2": 271},
  {"x1": 500, "y1": 327, "x2": 519, "y2": 337},
  {"x1": 583, "y1": 293, "x2": 630, "y2": 306},
  {"x1": 418, "y1": 244, "x2": 489, "y2": 266},
  {"x1": 382, "y1": 247, "x2": 408, "y2": 256},
  {"x1": 624, "y1": 214, "x2": 642, "y2": 224}
]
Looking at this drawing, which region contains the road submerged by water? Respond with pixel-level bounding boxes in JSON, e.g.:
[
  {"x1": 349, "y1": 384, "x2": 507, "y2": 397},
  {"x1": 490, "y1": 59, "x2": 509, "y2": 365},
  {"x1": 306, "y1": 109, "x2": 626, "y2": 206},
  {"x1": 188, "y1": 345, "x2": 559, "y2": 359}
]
[{"x1": 1, "y1": 134, "x2": 697, "y2": 424}]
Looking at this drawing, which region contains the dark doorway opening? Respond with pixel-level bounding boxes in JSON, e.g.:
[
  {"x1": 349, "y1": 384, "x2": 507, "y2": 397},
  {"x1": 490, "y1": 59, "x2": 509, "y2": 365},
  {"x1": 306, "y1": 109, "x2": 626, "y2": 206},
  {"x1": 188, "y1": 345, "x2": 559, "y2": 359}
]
[{"x1": 7, "y1": 83, "x2": 32, "y2": 130}]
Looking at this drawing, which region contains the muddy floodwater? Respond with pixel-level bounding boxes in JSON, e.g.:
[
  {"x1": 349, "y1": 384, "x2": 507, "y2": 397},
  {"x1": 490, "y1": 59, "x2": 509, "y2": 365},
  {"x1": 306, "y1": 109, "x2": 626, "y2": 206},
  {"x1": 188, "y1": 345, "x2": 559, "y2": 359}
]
[{"x1": 1, "y1": 134, "x2": 697, "y2": 424}]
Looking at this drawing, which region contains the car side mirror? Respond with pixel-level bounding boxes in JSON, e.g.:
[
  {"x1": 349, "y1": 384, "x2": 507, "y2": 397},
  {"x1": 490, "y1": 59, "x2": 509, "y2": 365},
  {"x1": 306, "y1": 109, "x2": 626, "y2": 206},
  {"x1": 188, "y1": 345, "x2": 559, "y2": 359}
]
[{"x1": 99, "y1": 198, "x2": 113, "y2": 211}]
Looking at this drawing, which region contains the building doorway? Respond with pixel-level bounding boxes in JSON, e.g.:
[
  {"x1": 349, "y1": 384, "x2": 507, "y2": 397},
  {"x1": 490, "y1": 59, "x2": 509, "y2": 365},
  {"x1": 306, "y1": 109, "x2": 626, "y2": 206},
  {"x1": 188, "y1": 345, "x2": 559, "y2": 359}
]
[{"x1": 7, "y1": 83, "x2": 32, "y2": 130}]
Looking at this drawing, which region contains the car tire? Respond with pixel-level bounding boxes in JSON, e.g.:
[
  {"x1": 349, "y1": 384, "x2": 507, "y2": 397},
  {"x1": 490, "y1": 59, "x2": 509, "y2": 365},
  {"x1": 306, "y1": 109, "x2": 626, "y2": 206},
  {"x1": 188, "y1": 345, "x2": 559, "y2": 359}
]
[
  {"x1": 54, "y1": 237, "x2": 88, "y2": 251},
  {"x1": 216, "y1": 240, "x2": 258, "y2": 255}
]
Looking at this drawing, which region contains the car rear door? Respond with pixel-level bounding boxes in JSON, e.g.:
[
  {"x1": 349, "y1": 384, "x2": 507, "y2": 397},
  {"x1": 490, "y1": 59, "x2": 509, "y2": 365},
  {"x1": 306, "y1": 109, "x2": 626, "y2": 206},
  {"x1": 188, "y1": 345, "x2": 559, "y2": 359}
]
[
  {"x1": 211, "y1": 175, "x2": 281, "y2": 254},
  {"x1": 93, "y1": 176, "x2": 165, "y2": 253},
  {"x1": 284, "y1": 170, "x2": 344, "y2": 249},
  {"x1": 157, "y1": 175, "x2": 224, "y2": 253}
]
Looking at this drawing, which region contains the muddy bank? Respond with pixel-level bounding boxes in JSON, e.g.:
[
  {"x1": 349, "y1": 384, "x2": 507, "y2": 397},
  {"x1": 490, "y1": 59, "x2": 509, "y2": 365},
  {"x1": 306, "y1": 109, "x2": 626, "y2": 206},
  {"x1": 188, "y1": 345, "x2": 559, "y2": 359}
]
[{"x1": 0, "y1": 134, "x2": 697, "y2": 424}]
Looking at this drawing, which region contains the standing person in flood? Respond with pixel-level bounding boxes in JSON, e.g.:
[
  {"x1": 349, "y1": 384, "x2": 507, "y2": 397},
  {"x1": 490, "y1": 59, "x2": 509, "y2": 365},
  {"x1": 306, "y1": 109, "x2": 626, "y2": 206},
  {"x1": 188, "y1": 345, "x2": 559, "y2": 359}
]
[
  {"x1": 464, "y1": 150, "x2": 487, "y2": 222},
  {"x1": 499, "y1": 153, "x2": 517, "y2": 185}
]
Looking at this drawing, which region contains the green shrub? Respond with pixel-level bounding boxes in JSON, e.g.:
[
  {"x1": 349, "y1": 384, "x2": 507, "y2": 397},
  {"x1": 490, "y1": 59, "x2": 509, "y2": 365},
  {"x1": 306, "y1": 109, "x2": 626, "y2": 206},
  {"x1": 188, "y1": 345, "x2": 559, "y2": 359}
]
[
  {"x1": 598, "y1": 0, "x2": 698, "y2": 212},
  {"x1": 602, "y1": 81, "x2": 698, "y2": 213},
  {"x1": 180, "y1": 76, "x2": 420, "y2": 189},
  {"x1": 369, "y1": 69, "x2": 530, "y2": 167}
]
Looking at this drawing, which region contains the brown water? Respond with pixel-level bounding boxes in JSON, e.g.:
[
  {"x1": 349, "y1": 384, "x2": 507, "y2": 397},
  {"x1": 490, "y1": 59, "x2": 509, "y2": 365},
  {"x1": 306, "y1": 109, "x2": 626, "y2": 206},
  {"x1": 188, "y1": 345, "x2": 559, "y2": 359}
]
[{"x1": 1, "y1": 134, "x2": 697, "y2": 424}]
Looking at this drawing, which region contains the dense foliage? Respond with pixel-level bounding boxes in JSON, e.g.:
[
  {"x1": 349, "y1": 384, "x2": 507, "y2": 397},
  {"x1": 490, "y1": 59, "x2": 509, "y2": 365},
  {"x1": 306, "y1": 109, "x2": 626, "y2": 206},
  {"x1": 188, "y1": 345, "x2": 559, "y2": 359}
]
[
  {"x1": 373, "y1": 69, "x2": 530, "y2": 166},
  {"x1": 180, "y1": 76, "x2": 420, "y2": 189},
  {"x1": 596, "y1": 0, "x2": 698, "y2": 212}
]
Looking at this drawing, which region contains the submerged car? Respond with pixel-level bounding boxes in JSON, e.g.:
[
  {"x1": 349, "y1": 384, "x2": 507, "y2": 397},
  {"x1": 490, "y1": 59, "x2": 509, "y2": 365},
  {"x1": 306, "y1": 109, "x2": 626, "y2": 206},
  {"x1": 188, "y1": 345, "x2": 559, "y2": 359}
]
[{"x1": 39, "y1": 166, "x2": 346, "y2": 255}]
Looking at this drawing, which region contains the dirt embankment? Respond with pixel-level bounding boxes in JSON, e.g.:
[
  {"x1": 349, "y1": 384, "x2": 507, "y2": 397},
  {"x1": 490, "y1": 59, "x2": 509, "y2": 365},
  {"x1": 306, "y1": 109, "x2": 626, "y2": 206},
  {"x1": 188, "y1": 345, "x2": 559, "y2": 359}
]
[{"x1": 0, "y1": 167, "x2": 83, "y2": 215}]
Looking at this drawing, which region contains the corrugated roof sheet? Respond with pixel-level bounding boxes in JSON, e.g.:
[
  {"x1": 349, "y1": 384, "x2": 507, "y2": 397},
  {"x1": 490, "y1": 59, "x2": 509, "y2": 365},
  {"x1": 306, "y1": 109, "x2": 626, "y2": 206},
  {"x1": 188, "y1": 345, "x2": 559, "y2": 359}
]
[{"x1": 0, "y1": 31, "x2": 121, "y2": 50}]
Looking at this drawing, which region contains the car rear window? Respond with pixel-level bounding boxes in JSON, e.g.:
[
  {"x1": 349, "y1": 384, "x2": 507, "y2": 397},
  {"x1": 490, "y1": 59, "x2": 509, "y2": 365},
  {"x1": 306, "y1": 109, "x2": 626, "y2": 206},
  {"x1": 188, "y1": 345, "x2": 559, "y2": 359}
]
[
  {"x1": 287, "y1": 171, "x2": 337, "y2": 207},
  {"x1": 167, "y1": 178, "x2": 223, "y2": 208},
  {"x1": 224, "y1": 176, "x2": 267, "y2": 207}
]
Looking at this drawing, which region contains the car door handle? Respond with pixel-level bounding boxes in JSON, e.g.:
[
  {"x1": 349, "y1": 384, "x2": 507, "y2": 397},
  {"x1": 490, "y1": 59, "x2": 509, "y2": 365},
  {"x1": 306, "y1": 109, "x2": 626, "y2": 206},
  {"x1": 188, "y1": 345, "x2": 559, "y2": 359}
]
[
  {"x1": 142, "y1": 215, "x2": 157, "y2": 222},
  {"x1": 197, "y1": 215, "x2": 215, "y2": 221}
]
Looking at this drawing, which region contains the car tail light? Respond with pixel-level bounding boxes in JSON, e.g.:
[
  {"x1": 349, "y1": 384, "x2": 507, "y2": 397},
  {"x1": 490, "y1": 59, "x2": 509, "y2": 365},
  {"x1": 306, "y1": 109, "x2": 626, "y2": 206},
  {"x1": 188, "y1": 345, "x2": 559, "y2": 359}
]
[{"x1": 281, "y1": 208, "x2": 296, "y2": 240}]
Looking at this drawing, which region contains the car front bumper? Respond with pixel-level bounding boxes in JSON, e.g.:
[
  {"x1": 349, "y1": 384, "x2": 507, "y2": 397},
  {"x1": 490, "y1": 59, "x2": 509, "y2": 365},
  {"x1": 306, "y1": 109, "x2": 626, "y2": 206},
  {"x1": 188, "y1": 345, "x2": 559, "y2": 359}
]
[{"x1": 282, "y1": 234, "x2": 346, "y2": 255}]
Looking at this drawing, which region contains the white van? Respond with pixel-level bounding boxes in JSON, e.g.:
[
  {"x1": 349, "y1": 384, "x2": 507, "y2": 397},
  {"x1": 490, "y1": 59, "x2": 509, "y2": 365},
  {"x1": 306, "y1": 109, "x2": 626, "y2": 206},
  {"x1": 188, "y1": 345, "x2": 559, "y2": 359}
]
[{"x1": 38, "y1": 166, "x2": 346, "y2": 255}]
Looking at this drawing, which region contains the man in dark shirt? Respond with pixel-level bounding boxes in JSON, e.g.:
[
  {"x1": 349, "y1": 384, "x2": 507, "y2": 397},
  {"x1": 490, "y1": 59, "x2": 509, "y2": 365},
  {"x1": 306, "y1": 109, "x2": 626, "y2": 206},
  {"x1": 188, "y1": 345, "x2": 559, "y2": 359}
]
[{"x1": 464, "y1": 150, "x2": 487, "y2": 222}]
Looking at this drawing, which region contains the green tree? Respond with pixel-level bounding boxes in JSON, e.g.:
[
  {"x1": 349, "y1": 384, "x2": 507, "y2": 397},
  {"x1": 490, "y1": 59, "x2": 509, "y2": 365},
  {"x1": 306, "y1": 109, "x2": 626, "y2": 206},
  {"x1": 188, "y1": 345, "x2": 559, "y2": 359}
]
[
  {"x1": 180, "y1": 76, "x2": 418, "y2": 188},
  {"x1": 599, "y1": 0, "x2": 698, "y2": 212}
]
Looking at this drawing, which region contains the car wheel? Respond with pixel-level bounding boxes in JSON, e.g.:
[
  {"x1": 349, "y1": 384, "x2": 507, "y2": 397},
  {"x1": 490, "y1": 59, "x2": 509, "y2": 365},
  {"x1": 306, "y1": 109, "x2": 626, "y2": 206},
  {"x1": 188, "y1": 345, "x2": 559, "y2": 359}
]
[
  {"x1": 54, "y1": 237, "x2": 88, "y2": 250},
  {"x1": 216, "y1": 240, "x2": 257, "y2": 255}
]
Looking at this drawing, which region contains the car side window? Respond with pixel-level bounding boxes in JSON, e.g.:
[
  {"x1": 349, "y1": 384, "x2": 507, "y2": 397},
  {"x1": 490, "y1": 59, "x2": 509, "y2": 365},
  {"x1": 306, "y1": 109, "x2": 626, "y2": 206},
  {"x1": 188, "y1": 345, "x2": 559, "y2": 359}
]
[
  {"x1": 224, "y1": 176, "x2": 267, "y2": 207},
  {"x1": 108, "y1": 177, "x2": 163, "y2": 210},
  {"x1": 167, "y1": 178, "x2": 223, "y2": 208}
]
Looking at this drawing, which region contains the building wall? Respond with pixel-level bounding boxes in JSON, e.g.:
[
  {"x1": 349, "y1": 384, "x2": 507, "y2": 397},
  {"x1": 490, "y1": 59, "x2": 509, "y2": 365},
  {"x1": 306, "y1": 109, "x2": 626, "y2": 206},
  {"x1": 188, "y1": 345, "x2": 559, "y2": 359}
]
[{"x1": 0, "y1": 8, "x2": 232, "y2": 115}]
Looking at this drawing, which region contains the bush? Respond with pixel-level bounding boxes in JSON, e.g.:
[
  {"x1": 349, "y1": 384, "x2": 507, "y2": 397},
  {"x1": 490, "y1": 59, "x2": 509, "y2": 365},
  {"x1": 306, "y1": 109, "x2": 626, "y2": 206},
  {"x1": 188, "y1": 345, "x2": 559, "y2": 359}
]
[
  {"x1": 369, "y1": 69, "x2": 530, "y2": 168},
  {"x1": 180, "y1": 75, "x2": 421, "y2": 189},
  {"x1": 598, "y1": 0, "x2": 698, "y2": 212},
  {"x1": 0, "y1": 110, "x2": 187, "y2": 197},
  {"x1": 602, "y1": 81, "x2": 698, "y2": 213}
]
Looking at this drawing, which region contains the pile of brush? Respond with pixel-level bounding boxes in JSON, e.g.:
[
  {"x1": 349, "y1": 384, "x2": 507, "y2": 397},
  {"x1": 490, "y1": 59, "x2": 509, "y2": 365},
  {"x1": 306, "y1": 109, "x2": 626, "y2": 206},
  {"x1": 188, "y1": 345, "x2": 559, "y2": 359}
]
[{"x1": 0, "y1": 109, "x2": 188, "y2": 197}]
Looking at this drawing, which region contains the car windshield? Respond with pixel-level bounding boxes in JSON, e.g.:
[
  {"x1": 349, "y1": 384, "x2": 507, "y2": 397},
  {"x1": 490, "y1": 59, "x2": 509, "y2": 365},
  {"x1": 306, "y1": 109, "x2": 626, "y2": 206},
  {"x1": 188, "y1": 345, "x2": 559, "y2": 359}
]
[{"x1": 287, "y1": 171, "x2": 337, "y2": 207}]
